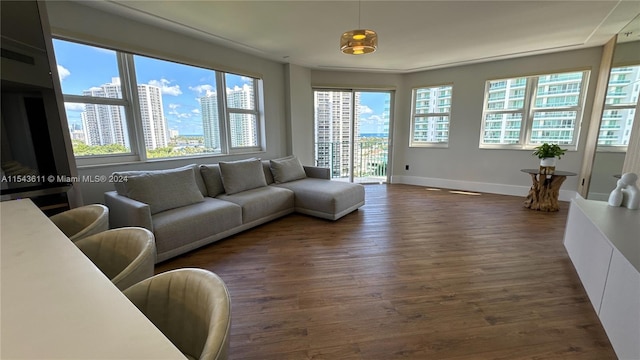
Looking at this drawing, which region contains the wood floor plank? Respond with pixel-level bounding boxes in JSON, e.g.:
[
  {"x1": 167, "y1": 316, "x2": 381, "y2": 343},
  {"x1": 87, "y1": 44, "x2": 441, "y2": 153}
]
[{"x1": 155, "y1": 184, "x2": 617, "y2": 359}]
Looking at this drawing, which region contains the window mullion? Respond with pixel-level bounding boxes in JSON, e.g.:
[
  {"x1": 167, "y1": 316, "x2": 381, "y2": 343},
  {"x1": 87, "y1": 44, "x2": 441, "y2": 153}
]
[
  {"x1": 572, "y1": 70, "x2": 589, "y2": 145},
  {"x1": 216, "y1": 72, "x2": 230, "y2": 153},
  {"x1": 251, "y1": 78, "x2": 262, "y2": 149},
  {"x1": 119, "y1": 53, "x2": 145, "y2": 161},
  {"x1": 227, "y1": 108, "x2": 258, "y2": 115},
  {"x1": 523, "y1": 77, "x2": 537, "y2": 146}
]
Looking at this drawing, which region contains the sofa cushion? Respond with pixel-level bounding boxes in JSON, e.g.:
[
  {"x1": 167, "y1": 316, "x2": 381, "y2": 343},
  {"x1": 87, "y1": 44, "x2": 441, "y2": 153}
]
[
  {"x1": 270, "y1": 156, "x2": 307, "y2": 183},
  {"x1": 199, "y1": 164, "x2": 225, "y2": 197},
  {"x1": 218, "y1": 158, "x2": 267, "y2": 195},
  {"x1": 152, "y1": 198, "x2": 242, "y2": 256},
  {"x1": 274, "y1": 178, "x2": 365, "y2": 220},
  {"x1": 217, "y1": 186, "x2": 294, "y2": 223},
  {"x1": 112, "y1": 164, "x2": 207, "y2": 197},
  {"x1": 122, "y1": 166, "x2": 205, "y2": 215},
  {"x1": 261, "y1": 160, "x2": 275, "y2": 185}
]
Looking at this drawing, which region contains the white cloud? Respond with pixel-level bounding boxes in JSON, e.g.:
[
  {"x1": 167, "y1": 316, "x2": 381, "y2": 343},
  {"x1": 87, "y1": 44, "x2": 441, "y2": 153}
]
[
  {"x1": 192, "y1": 109, "x2": 200, "y2": 114},
  {"x1": 359, "y1": 105, "x2": 374, "y2": 114},
  {"x1": 167, "y1": 103, "x2": 192, "y2": 119},
  {"x1": 57, "y1": 65, "x2": 71, "y2": 81},
  {"x1": 189, "y1": 84, "x2": 215, "y2": 96},
  {"x1": 148, "y1": 79, "x2": 182, "y2": 96},
  {"x1": 359, "y1": 114, "x2": 383, "y2": 125}
]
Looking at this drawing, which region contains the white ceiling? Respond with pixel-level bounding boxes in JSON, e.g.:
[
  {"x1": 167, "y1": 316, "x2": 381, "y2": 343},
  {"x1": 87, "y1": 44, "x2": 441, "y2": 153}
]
[{"x1": 84, "y1": 0, "x2": 640, "y2": 73}]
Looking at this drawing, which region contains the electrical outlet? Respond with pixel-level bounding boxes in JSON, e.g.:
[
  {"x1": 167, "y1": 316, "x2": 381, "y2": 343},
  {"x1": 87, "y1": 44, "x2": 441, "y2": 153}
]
[{"x1": 405, "y1": 165, "x2": 409, "y2": 170}]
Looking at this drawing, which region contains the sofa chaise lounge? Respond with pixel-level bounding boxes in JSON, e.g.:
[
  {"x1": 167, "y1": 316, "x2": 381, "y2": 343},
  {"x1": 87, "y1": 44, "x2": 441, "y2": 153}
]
[{"x1": 104, "y1": 157, "x2": 365, "y2": 262}]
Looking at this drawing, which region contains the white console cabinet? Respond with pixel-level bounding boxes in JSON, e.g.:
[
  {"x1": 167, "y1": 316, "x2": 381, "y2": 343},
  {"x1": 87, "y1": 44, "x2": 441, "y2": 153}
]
[{"x1": 563, "y1": 197, "x2": 640, "y2": 360}]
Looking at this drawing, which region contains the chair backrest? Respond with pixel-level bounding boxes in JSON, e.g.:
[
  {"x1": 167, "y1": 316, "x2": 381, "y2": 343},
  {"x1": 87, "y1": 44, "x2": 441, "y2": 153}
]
[
  {"x1": 123, "y1": 268, "x2": 231, "y2": 360},
  {"x1": 49, "y1": 204, "x2": 109, "y2": 242},
  {"x1": 75, "y1": 227, "x2": 156, "y2": 291}
]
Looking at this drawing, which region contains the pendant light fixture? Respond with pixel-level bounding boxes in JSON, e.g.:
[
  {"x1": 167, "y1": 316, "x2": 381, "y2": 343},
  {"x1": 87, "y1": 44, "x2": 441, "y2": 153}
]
[{"x1": 340, "y1": 0, "x2": 377, "y2": 55}]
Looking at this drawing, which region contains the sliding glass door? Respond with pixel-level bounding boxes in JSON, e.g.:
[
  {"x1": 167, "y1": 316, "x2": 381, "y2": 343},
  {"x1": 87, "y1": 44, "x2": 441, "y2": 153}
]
[{"x1": 313, "y1": 89, "x2": 392, "y2": 183}]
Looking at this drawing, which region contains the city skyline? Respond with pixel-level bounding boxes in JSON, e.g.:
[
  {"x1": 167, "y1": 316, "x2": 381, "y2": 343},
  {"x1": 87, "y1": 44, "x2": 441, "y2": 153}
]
[
  {"x1": 53, "y1": 39, "x2": 389, "y2": 137},
  {"x1": 314, "y1": 90, "x2": 391, "y2": 180},
  {"x1": 54, "y1": 39, "x2": 256, "y2": 137}
]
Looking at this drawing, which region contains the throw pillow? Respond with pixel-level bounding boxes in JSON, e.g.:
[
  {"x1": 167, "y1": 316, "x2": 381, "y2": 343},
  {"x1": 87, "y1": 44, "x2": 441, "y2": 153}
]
[
  {"x1": 218, "y1": 158, "x2": 267, "y2": 195},
  {"x1": 123, "y1": 166, "x2": 205, "y2": 214},
  {"x1": 270, "y1": 156, "x2": 307, "y2": 183},
  {"x1": 112, "y1": 164, "x2": 206, "y2": 196},
  {"x1": 199, "y1": 164, "x2": 225, "y2": 197}
]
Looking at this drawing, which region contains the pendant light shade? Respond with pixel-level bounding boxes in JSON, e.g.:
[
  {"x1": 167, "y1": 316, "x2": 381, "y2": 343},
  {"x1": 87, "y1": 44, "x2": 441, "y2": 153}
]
[
  {"x1": 340, "y1": 29, "x2": 378, "y2": 55},
  {"x1": 340, "y1": 1, "x2": 377, "y2": 55}
]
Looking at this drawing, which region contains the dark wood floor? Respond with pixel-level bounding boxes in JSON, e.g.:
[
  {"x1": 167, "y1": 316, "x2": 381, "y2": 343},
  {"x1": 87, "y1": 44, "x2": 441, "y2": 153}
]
[{"x1": 156, "y1": 184, "x2": 616, "y2": 360}]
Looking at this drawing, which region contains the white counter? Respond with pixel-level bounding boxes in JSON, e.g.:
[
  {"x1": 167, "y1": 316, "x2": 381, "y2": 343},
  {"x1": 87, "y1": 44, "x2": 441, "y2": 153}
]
[
  {"x1": 0, "y1": 199, "x2": 186, "y2": 359},
  {"x1": 563, "y1": 196, "x2": 640, "y2": 360}
]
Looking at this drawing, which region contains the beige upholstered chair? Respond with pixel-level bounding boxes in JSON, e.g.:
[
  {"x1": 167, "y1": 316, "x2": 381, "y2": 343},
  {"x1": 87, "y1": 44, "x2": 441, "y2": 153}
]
[
  {"x1": 123, "y1": 268, "x2": 231, "y2": 360},
  {"x1": 75, "y1": 227, "x2": 157, "y2": 291},
  {"x1": 49, "y1": 204, "x2": 109, "y2": 242}
]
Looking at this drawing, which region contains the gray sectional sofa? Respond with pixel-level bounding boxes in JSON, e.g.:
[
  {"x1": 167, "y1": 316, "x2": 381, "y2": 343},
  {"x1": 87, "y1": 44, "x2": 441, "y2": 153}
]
[{"x1": 104, "y1": 157, "x2": 365, "y2": 262}]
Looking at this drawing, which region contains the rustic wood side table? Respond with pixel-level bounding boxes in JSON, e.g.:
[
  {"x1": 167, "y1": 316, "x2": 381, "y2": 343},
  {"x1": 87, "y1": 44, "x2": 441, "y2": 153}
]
[{"x1": 521, "y1": 169, "x2": 577, "y2": 212}]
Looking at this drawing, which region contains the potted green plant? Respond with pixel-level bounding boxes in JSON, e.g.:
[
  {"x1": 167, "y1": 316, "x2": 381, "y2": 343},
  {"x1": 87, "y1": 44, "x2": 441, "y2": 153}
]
[{"x1": 532, "y1": 143, "x2": 567, "y2": 175}]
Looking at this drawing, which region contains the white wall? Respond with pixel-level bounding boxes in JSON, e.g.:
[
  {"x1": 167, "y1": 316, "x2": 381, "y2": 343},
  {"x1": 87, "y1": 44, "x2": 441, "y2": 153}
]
[
  {"x1": 285, "y1": 64, "x2": 314, "y2": 165},
  {"x1": 395, "y1": 48, "x2": 603, "y2": 200},
  {"x1": 45, "y1": 1, "x2": 289, "y2": 204},
  {"x1": 310, "y1": 48, "x2": 603, "y2": 199}
]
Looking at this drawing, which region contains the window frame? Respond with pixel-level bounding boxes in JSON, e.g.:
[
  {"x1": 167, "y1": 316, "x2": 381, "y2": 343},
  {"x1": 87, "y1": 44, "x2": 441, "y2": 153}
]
[
  {"x1": 597, "y1": 63, "x2": 640, "y2": 152},
  {"x1": 409, "y1": 83, "x2": 453, "y2": 148},
  {"x1": 479, "y1": 70, "x2": 590, "y2": 151},
  {"x1": 53, "y1": 38, "x2": 265, "y2": 166},
  {"x1": 220, "y1": 73, "x2": 263, "y2": 153}
]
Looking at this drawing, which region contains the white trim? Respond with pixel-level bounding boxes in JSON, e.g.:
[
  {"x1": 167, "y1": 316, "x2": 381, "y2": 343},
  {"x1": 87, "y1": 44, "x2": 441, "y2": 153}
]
[{"x1": 390, "y1": 175, "x2": 577, "y2": 202}]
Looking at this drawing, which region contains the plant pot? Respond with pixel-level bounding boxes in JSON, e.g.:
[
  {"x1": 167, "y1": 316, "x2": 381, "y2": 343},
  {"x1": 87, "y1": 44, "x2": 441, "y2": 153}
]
[{"x1": 539, "y1": 157, "x2": 556, "y2": 175}]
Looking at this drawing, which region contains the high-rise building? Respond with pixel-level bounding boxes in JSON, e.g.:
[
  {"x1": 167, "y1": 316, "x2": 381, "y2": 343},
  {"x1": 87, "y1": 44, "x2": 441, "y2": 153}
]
[
  {"x1": 413, "y1": 86, "x2": 451, "y2": 143},
  {"x1": 484, "y1": 73, "x2": 586, "y2": 144},
  {"x1": 314, "y1": 91, "x2": 360, "y2": 178},
  {"x1": 484, "y1": 78, "x2": 527, "y2": 144},
  {"x1": 81, "y1": 78, "x2": 127, "y2": 147},
  {"x1": 80, "y1": 78, "x2": 168, "y2": 150},
  {"x1": 600, "y1": 65, "x2": 640, "y2": 146},
  {"x1": 227, "y1": 84, "x2": 257, "y2": 147},
  {"x1": 530, "y1": 73, "x2": 584, "y2": 144},
  {"x1": 138, "y1": 84, "x2": 168, "y2": 149},
  {"x1": 200, "y1": 91, "x2": 220, "y2": 150},
  {"x1": 201, "y1": 84, "x2": 257, "y2": 149}
]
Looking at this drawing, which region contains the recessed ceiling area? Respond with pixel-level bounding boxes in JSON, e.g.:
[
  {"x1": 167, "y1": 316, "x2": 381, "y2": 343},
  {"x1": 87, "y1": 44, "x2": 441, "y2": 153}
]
[{"x1": 82, "y1": 1, "x2": 640, "y2": 73}]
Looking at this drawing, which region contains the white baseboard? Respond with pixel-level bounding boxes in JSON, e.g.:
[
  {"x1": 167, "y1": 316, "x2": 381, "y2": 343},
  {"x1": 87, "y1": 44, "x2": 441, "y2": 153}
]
[{"x1": 390, "y1": 175, "x2": 578, "y2": 202}]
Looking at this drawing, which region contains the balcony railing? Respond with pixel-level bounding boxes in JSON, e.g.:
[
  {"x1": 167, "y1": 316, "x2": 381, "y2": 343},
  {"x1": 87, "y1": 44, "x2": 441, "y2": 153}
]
[{"x1": 315, "y1": 139, "x2": 388, "y2": 183}]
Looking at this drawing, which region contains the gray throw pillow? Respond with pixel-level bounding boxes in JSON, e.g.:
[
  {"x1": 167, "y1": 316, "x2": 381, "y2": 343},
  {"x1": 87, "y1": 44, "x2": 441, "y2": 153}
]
[
  {"x1": 218, "y1": 158, "x2": 267, "y2": 195},
  {"x1": 112, "y1": 164, "x2": 206, "y2": 196},
  {"x1": 199, "y1": 164, "x2": 225, "y2": 197},
  {"x1": 123, "y1": 167, "x2": 205, "y2": 214},
  {"x1": 270, "y1": 156, "x2": 307, "y2": 183}
]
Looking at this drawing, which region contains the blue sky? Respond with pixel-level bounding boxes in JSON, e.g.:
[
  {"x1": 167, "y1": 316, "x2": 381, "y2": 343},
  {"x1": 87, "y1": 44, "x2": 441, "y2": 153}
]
[
  {"x1": 52, "y1": 39, "x2": 389, "y2": 136},
  {"x1": 358, "y1": 92, "x2": 389, "y2": 134}
]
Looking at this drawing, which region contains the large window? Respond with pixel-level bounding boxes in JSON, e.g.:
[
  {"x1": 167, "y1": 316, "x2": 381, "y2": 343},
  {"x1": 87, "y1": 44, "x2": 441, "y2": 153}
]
[
  {"x1": 598, "y1": 64, "x2": 640, "y2": 149},
  {"x1": 52, "y1": 39, "x2": 263, "y2": 164},
  {"x1": 410, "y1": 84, "x2": 452, "y2": 147},
  {"x1": 480, "y1": 71, "x2": 589, "y2": 149}
]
